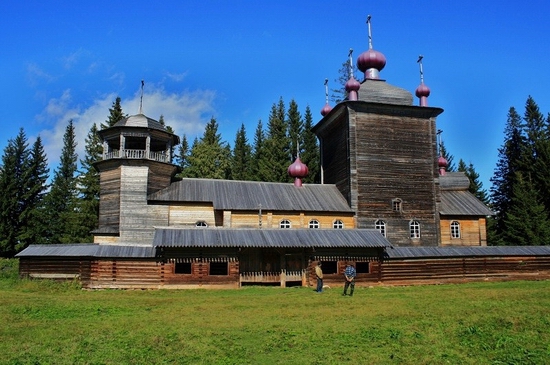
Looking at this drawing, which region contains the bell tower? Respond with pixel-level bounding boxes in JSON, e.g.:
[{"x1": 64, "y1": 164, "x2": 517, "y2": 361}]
[{"x1": 93, "y1": 114, "x2": 180, "y2": 245}]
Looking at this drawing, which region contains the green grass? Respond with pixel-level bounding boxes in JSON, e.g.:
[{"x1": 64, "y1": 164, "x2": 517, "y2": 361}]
[{"x1": 1, "y1": 259, "x2": 549, "y2": 364}]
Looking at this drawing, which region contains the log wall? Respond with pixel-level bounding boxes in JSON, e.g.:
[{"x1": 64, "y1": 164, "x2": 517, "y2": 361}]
[{"x1": 440, "y1": 217, "x2": 488, "y2": 246}]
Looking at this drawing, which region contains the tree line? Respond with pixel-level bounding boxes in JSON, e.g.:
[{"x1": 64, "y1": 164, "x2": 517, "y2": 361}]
[
  {"x1": 1, "y1": 95, "x2": 548, "y2": 257},
  {"x1": 0, "y1": 97, "x2": 319, "y2": 257}
]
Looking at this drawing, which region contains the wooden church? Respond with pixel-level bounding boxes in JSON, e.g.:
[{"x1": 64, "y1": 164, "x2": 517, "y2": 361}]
[{"x1": 17, "y1": 19, "x2": 550, "y2": 288}]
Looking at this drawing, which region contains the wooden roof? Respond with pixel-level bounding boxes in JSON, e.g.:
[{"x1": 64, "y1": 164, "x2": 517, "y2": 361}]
[
  {"x1": 385, "y1": 245, "x2": 550, "y2": 259},
  {"x1": 440, "y1": 190, "x2": 494, "y2": 216},
  {"x1": 153, "y1": 228, "x2": 391, "y2": 249},
  {"x1": 16, "y1": 244, "x2": 156, "y2": 258},
  {"x1": 148, "y1": 178, "x2": 353, "y2": 212}
]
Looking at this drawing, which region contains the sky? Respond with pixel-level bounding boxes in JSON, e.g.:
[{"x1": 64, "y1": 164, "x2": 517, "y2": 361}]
[{"x1": 1, "y1": 0, "x2": 550, "y2": 191}]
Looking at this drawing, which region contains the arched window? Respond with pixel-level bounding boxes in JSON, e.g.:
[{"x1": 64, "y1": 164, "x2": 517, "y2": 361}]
[
  {"x1": 279, "y1": 219, "x2": 291, "y2": 229},
  {"x1": 392, "y1": 198, "x2": 402, "y2": 212},
  {"x1": 196, "y1": 221, "x2": 208, "y2": 228},
  {"x1": 451, "y1": 221, "x2": 461, "y2": 239},
  {"x1": 375, "y1": 219, "x2": 386, "y2": 237},
  {"x1": 333, "y1": 220, "x2": 344, "y2": 229},
  {"x1": 309, "y1": 219, "x2": 320, "y2": 229},
  {"x1": 409, "y1": 220, "x2": 420, "y2": 239}
]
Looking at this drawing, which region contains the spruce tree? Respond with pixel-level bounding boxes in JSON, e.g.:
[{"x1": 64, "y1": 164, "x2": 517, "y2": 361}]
[
  {"x1": 301, "y1": 106, "x2": 320, "y2": 183},
  {"x1": 76, "y1": 123, "x2": 102, "y2": 242},
  {"x1": 287, "y1": 99, "x2": 303, "y2": 161},
  {"x1": 231, "y1": 124, "x2": 252, "y2": 181},
  {"x1": 490, "y1": 107, "x2": 527, "y2": 245},
  {"x1": 44, "y1": 120, "x2": 80, "y2": 243},
  {"x1": 0, "y1": 129, "x2": 30, "y2": 256},
  {"x1": 186, "y1": 118, "x2": 231, "y2": 179},
  {"x1": 260, "y1": 98, "x2": 291, "y2": 182},
  {"x1": 18, "y1": 136, "x2": 50, "y2": 248},
  {"x1": 175, "y1": 134, "x2": 190, "y2": 178},
  {"x1": 250, "y1": 120, "x2": 266, "y2": 181},
  {"x1": 458, "y1": 159, "x2": 489, "y2": 205},
  {"x1": 101, "y1": 96, "x2": 126, "y2": 129},
  {"x1": 501, "y1": 172, "x2": 550, "y2": 245},
  {"x1": 439, "y1": 140, "x2": 456, "y2": 172}
]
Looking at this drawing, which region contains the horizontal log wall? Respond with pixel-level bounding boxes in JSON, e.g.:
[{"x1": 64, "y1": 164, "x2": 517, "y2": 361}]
[
  {"x1": 89, "y1": 260, "x2": 161, "y2": 289},
  {"x1": 440, "y1": 217, "x2": 487, "y2": 246},
  {"x1": 169, "y1": 203, "x2": 215, "y2": 227},
  {"x1": 19, "y1": 258, "x2": 91, "y2": 282}
]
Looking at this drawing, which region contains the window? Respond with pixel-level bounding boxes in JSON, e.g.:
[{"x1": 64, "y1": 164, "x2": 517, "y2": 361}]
[
  {"x1": 280, "y1": 219, "x2": 291, "y2": 229},
  {"x1": 196, "y1": 221, "x2": 208, "y2": 228},
  {"x1": 392, "y1": 198, "x2": 402, "y2": 212},
  {"x1": 375, "y1": 219, "x2": 386, "y2": 237},
  {"x1": 356, "y1": 262, "x2": 370, "y2": 274},
  {"x1": 209, "y1": 262, "x2": 228, "y2": 275},
  {"x1": 175, "y1": 262, "x2": 191, "y2": 274},
  {"x1": 409, "y1": 220, "x2": 420, "y2": 239},
  {"x1": 309, "y1": 219, "x2": 320, "y2": 229},
  {"x1": 321, "y1": 261, "x2": 337, "y2": 274},
  {"x1": 451, "y1": 221, "x2": 461, "y2": 239},
  {"x1": 333, "y1": 220, "x2": 344, "y2": 229}
]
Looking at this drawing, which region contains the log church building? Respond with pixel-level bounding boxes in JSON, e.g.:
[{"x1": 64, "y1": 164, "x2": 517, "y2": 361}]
[{"x1": 17, "y1": 19, "x2": 550, "y2": 288}]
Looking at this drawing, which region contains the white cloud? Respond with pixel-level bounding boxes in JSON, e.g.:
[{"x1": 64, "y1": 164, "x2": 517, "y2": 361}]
[{"x1": 35, "y1": 85, "x2": 216, "y2": 172}]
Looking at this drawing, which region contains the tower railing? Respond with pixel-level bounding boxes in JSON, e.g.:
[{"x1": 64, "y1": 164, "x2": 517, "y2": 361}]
[{"x1": 103, "y1": 149, "x2": 170, "y2": 163}]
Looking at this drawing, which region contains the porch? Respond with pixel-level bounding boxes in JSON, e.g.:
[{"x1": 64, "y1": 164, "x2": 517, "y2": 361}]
[{"x1": 239, "y1": 269, "x2": 307, "y2": 287}]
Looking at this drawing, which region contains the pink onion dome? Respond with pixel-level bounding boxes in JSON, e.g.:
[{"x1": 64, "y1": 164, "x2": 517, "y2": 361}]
[
  {"x1": 321, "y1": 103, "x2": 332, "y2": 116},
  {"x1": 438, "y1": 155, "x2": 448, "y2": 176},
  {"x1": 357, "y1": 49, "x2": 387, "y2": 79},
  {"x1": 288, "y1": 157, "x2": 309, "y2": 187},
  {"x1": 415, "y1": 83, "x2": 431, "y2": 98},
  {"x1": 345, "y1": 77, "x2": 361, "y2": 101}
]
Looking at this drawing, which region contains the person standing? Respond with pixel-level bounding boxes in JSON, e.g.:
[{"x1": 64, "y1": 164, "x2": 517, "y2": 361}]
[
  {"x1": 343, "y1": 264, "x2": 356, "y2": 296},
  {"x1": 315, "y1": 261, "x2": 323, "y2": 292}
]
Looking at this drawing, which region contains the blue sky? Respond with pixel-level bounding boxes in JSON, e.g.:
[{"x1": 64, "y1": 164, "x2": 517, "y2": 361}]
[{"x1": 1, "y1": 1, "x2": 549, "y2": 191}]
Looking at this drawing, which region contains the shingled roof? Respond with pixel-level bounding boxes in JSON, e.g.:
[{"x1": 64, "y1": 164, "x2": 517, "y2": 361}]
[
  {"x1": 148, "y1": 178, "x2": 353, "y2": 212},
  {"x1": 153, "y1": 228, "x2": 391, "y2": 248},
  {"x1": 15, "y1": 244, "x2": 156, "y2": 258},
  {"x1": 439, "y1": 172, "x2": 493, "y2": 216}
]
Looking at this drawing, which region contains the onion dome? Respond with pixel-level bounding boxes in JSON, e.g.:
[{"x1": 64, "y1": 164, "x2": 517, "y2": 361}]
[
  {"x1": 415, "y1": 83, "x2": 431, "y2": 107},
  {"x1": 288, "y1": 156, "x2": 309, "y2": 187},
  {"x1": 357, "y1": 49, "x2": 387, "y2": 80},
  {"x1": 321, "y1": 103, "x2": 332, "y2": 116},
  {"x1": 438, "y1": 155, "x2": 448, "y2": 176},
  {"x1": 320, "y1": 78, "x2": 332, "y2": 116}
]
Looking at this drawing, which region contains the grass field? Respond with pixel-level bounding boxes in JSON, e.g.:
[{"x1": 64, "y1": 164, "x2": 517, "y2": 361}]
[{"x1": 1, "y1": 259, "x2": 549, "y2": 364}]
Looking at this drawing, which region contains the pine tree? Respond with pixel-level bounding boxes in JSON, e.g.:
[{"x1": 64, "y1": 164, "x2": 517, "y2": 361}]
[
  {"x1": 0, "y1": 129, "x2": 30, "y2": 256},
  {"x1": 230, "y1": 124, "x2": 252, "y2": 181},
  {"x1": 76, "y1": 123, "x2": 102, "y2": 242},
  {"x1": 501, "y1": 172, "x2": 550, "y2": 245},
  {"x1": 490, "y1": 107, "x2": 527, "y2": 245},
  {"x1": 101, "y1": 96, "x2": 126, "y2": 129},
  {"x1": 44, "y1": 120, "x2": 80, "y2": 243},
  {"x1": 330, "y1": 60, "x2": 359, "y2": 104},
  {"x1": 186, "y1": 118, "x2": 231, "y2": 179},
  {"x1": 301, "y1": 106, "x2": 320, "y2": 183}
]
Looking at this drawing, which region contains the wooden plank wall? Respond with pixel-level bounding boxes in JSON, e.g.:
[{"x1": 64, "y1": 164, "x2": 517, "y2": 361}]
[
  {"x1": 161, "y1": 261, "x2": 239, "y2": 288},
  {"x1": 89, "y1": 260, "x2": 161, "y2": 289},
  {"x1": 440, "y1": 217, "x2": 488, "y2": 246},
  {"x1": 19, "y1": 258, "x2": 91, "y2": 282}
]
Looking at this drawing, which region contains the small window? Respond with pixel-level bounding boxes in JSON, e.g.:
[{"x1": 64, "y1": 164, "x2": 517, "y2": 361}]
[
  {"x1": 356, "y1": 262, "x2": 370, "y2": 274},
  {"x1": 410, "y1": 220, "x2": 420, "y2": 239},
  {"x1": 392, "y1": 198, "x2": 402, "y2": 212},
  {"x1": 309, "y1": 219, "x2": 320, "y2": 229},
  {"x1": 280, "y1": 219, "x2": 291, "y2": 229},
  {"x1": 321, "y1": 261, "x2": 337, "y2": 274},
  {"x1": 196, "y1": 221, "x2": 208, "y2": 228},
  {"x1": 375, "y1": 219, "x2": 386, "y2": 237},
  {"x1": 209, "y1": 262, "x2": 228, "y2": 275},
  {"x1": 451, "y1": 221, "x2": 461, "y2": 239},
  {"x1": 175, "y1": 262, "x2": 191, "y2": 274},
  {"x1": 333, "y1": 220, "x2": 344, "y2": 229}
]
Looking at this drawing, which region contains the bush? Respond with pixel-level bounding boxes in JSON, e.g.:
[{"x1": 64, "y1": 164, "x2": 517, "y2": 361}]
[{"x1": 0, "y1": 258, "x2": 19, "y2": 280}]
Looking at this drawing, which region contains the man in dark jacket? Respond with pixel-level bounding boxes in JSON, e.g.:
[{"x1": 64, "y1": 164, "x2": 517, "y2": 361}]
[{"x1": 343, "y1": 264, "x2": 356, "y2": 296}]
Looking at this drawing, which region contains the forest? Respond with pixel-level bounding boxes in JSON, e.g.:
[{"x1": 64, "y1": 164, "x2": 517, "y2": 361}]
[{"x1": 1, "y1": 95, "x2": 549, "y2": 257}]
